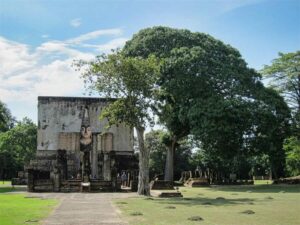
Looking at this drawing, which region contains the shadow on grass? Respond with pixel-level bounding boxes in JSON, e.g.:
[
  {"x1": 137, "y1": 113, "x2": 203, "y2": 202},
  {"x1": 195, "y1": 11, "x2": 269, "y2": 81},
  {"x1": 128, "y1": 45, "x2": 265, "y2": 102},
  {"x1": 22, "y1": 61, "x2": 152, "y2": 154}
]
[
  {"x1": 149, "y1": 196, "x2": 256, "y2": 207},
  {"x1": 0, "y1": 187, "x2": 14, "y2": 193},
  {"x1": 209, "y1": 184, "x2": 300, "y2": 193},
  {"x1": 0, "y1": 186, "x2": 27, "y2": 193}
]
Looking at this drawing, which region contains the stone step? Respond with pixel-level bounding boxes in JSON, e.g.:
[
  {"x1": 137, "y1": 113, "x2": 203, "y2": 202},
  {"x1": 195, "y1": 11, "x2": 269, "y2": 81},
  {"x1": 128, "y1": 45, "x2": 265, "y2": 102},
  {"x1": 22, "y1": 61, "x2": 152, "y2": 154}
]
[{"x1": 159, "y1": 192, "x2": 183, "y2": 198}]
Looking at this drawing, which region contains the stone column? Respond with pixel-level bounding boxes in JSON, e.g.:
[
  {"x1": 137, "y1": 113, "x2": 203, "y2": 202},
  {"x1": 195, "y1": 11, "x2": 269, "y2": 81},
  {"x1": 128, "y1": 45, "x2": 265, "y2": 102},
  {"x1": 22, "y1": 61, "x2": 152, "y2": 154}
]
[
  {"x1": 27, "y1": 169, "x2": 34, "y2": 192},
  {"x1": 103, "y1": 153, "x2": 111, "y2": 181},
  {"x1": 52, "y1": 167, "x2": 60, "y2": 192},
  {"x1": 91, "y1": 134, "x2": 98, "y2": 179}
]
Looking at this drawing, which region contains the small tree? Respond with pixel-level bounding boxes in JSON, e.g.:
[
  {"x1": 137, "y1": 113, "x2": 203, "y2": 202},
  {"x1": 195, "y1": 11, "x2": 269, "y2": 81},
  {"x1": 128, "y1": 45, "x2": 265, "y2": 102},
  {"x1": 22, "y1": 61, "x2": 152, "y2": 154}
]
[
  {"x1": 145, "y1": 130, "x2": 167, "y2": 179},
  {"x1": 0, "y1": 101, "x2": 14, "y2": 133},
  {"x1": 77, "y1": 52, "x2": 160, "y2": 195},
  {"x1": 262, "y1": 51, "x2": 300, "y2": 135},
  {"x1": 262, "y1": 51, "x2": 299, "y2": 177},
  {"x1": 145, "y1": 130, "x2": 193, "y2": 180},
  {"x1": 284, "y1": 136, "x2": 300, "y2": 176},
  {"x1": 0, "y1": 118, "x2": 37, "y2": 180}
]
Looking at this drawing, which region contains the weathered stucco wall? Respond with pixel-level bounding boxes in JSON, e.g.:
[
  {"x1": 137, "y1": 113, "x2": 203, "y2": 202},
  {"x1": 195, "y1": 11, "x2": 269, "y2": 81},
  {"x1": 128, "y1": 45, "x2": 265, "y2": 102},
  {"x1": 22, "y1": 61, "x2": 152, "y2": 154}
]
[{"x1": 37, "y1": 96, "x2": 133, "y2": 152}]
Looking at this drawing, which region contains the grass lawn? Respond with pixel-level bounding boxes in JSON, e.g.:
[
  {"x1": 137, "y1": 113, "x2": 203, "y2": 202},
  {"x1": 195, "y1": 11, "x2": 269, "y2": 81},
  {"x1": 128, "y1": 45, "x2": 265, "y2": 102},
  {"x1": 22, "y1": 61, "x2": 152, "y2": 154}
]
[
  {"x1": 0, "y1": 181, "x2": 15, "y2": 193},
  {"x1": 0, "y1": 180, "x2": 11, "y2": 185},
  {"x1": 0, "y1": 180, "x2": 26, "y2": 193},
  {"x1": 115, "y1": 184, "x2": 300, "y2": 225},
  {"x1": 0, "y1": 189, "x2": 58, "y2": 225},
  {"x1": 253, "y1": 180, "x2": 273, "y2": 185},
  {"x1": 0, "y1": 187, "x2": 15, "y2": 193}
]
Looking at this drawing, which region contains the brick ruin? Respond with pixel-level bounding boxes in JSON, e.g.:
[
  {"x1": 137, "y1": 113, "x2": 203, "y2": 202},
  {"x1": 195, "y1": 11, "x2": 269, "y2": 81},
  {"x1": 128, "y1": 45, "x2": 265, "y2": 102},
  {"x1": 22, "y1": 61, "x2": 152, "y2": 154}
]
[{"x1": 26, "y1": 96, "x2": 138, "y2": 192}]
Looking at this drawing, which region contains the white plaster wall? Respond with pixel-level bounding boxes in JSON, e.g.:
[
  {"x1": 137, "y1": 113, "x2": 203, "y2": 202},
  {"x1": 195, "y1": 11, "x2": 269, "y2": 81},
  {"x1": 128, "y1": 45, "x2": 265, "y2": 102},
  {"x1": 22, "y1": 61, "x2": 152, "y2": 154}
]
[{"x1": 37, "y1": 97, "x2": 133, "y2": 152}]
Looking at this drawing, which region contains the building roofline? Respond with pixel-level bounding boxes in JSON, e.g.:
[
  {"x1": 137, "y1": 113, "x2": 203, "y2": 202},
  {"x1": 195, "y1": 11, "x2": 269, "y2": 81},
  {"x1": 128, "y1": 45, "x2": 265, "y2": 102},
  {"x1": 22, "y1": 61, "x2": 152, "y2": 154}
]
[{"x1": 38, "y1": 96, "x2": 117, "y2": 102}]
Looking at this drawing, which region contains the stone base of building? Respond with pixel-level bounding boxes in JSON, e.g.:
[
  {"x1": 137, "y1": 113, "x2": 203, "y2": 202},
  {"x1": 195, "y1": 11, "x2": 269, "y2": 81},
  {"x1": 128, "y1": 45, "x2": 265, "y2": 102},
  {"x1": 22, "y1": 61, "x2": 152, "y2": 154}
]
[
  {"x1": 150, "y1": 180, "x2": 174, "y2": 190},
  {"x1": 184, "y1": 178, "x2": 209, "y2": 187},
  {"x1": 211, "y1": 180, "x2": 254, "y2": 185},
  {"x1": 158, "y1": 192, "x2": 183, "y2": 197},
  {"x1": 12, "y1": 178, "x2": 27, "y2": 185},
  {"x1": 27, "y1": 179, "x2": 122, "y2": 192},
  {"x1": 26, "y1": 149, "x2": 138, "y2": 192},
  {"x1": 130, "y1": 180, "x2": 138, "y2": 192},
  {"x1": 12, "y1": 171, "x2": 28, "y2": 185}
]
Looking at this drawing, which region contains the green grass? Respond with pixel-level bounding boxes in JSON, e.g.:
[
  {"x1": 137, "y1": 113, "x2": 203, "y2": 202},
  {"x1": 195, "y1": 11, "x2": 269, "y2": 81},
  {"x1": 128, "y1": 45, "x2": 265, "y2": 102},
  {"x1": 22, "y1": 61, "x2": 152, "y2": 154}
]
[
  {"x1": 0, "y1": 180, "x2": 11, "y2": 185},
  {"x1": 254, "y1": 180, "x2": 273, "y2": 185},
  {"x1": 0, "y1": 192, "x2": 58, "y2": 225},
  {"x1": 0, "y1": 181, "x2": 15, "y2": 193},
  {"x1": 115, "y1": 185, "x2": 300, "y2": 225},
  {"x1": 0, "y1": 187, "x2": 15, "y2": 193},
  {"x1": 0, "y1": 182, "x2": 27, "y2": 193}
]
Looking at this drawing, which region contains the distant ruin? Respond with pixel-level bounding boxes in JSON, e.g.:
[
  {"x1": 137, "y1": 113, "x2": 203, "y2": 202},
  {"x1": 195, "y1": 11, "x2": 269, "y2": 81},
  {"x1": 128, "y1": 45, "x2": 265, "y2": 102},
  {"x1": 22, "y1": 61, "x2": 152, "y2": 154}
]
[{"x1": 26, "y1": 96, "x2": 138, "y2": 192}]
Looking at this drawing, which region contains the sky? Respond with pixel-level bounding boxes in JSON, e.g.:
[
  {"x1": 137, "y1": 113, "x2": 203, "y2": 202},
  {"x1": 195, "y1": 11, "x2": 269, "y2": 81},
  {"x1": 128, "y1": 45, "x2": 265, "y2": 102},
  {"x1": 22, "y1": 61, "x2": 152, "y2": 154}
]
[{"x1": 0, "y1": 0, "x2": 300, "y2": 123}]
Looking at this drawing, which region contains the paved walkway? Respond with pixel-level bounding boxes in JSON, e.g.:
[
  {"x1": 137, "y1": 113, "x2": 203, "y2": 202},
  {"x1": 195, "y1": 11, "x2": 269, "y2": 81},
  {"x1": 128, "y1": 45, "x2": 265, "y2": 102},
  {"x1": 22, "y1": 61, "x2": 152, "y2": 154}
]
[{"x1": 28, "y1": 192, "x2": 137, "y2": 225}]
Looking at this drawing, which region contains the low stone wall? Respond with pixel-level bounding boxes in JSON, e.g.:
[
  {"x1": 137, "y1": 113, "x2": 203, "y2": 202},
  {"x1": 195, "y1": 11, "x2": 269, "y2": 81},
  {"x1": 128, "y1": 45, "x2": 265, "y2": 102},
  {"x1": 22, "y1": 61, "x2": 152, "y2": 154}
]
[
  {"x1": 185, "y1": 178, "x2": 209, "y2": 187},
  {"x1": 11, "y1": 178, "x2": 27, "y2": 185},
  {"x1": 212, "y1": 180, "x2": 254, "y2": 185},
  {"x1": 253, "y1": 176, "x2": 270, "y2": 180},
  {"x1": 273, "y1": 176, "x2": 300, "y2": 184},
  {"x1": 150, "y1": 180, "x2": 174, "y2": 190}
]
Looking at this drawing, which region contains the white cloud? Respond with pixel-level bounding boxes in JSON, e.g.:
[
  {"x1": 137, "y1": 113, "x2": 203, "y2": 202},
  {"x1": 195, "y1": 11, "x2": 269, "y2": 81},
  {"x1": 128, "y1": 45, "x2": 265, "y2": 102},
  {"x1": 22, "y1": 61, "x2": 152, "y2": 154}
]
[
  {"x1": 31, "y1": 59, "x2": 83, "y2": 98},
  {"x1": 81, "y1": 37, "x2": 128, "y2": 53},
  {"x1": 0, "y1": 40, "x2": 86, "y2": 103},
  {"x1": 36, "y1": 40, "x2": 93, "y2": 59},
  {"x1": 67, "y1": 28, "x2": 123, "y2": 44},
  {"x1": 95, "y1": 37, "x2": 128, "y2": 52},
  {"x1": 34, "y1": 28, "x2": 126, "y2": 58},
  {"x1": 70, "y1": 18, "x2": 82, "y2": 27},
  {"x1": 0, "y1": 37, "x2": 36, "y2": 78},
  {"x1": 0, "y1": 28, "x2": 125, "y2": 112},
  {"x1": 219, "y1": 0, "x2": 265, "y2": 13}
]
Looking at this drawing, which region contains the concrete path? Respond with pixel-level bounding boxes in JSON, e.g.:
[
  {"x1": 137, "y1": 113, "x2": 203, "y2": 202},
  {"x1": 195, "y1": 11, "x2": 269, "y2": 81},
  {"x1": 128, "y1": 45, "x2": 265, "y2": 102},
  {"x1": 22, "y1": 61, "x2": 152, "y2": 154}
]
[{"x1": 28, "y1": 192, "x2": 137, "y2": 225}]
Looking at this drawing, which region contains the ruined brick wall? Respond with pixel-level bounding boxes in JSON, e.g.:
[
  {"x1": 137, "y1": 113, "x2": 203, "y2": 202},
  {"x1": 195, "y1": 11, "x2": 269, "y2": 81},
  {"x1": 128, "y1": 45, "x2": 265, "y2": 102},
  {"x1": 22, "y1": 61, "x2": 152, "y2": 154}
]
[{"x1": 37, "y1": 96, "x2": 134, "y2": 153}]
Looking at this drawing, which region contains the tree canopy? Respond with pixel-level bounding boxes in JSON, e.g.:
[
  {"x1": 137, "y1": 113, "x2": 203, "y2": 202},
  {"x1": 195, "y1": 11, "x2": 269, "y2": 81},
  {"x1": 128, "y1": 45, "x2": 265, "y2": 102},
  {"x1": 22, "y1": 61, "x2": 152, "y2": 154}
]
[
  {"x1": 0, "y1": 101, "x2": 14, "y2": 133},
  {"x1": 76, "y1": 26, "x2": 293, "y2": 184},
  {"x1": 123, "y1": 26, "x2": 291, "y2": 180},
  {"x1": 262, "y1": 51, "x2": 300, "y2": 113},
  {"x1": 262, "y1": 51, "x2": 300, "y2": 177},
  {"x1": 76, "y1": 51, "x2": 160, "y2": 195}
]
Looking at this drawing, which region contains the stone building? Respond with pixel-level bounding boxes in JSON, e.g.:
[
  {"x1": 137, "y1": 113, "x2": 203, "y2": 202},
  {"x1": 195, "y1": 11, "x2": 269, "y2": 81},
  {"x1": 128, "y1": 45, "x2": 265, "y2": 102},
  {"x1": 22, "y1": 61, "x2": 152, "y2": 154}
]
[{"x1": 27, "y1": 96, "x2": 138, "y2": 192}]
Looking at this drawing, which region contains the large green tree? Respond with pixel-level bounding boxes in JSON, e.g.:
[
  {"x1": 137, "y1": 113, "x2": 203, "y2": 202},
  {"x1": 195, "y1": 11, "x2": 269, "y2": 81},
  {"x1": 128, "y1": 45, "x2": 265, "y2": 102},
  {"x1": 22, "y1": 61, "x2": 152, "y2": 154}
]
[
  {"x1": 0, "y1": 118, "x2": 37, "y2": 180},
  {"x1": 123, "y1": 27, "x2": 221, "y2": 181},
  {"x1": 123, "y1": 27, "x2": 229, "y2": 181},
  {"x1": 76, "y1": 52, "x2": 160, "y2": 195},
  {"x1": 123, "y1": 26, "x2": 289, "y2": 181}
]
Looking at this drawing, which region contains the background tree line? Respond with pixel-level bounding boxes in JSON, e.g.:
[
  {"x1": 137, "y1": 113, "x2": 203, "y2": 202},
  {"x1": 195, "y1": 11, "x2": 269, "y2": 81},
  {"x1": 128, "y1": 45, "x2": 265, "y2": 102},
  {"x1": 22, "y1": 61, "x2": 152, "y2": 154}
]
[{"x1": 0, "y1": 101, "x2": 37, "y2": 180}]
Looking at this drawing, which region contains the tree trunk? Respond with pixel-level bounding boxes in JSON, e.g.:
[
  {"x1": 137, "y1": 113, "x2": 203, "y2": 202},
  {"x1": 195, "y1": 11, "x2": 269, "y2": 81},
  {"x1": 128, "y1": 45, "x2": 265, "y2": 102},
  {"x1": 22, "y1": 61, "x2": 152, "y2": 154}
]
[
  {"x1": 164, "y1": 138, "x2": 177, "y2": 182},
  {"x1": 136, "y1": 126, "x2": 150, "y2": 196}
]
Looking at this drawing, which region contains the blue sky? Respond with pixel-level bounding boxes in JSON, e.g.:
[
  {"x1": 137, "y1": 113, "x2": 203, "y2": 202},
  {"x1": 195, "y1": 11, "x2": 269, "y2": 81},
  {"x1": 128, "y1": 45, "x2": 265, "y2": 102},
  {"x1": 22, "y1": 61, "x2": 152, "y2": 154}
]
[{"x1": 0, "y1": 0, "x2": 299, "y2": 122}]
